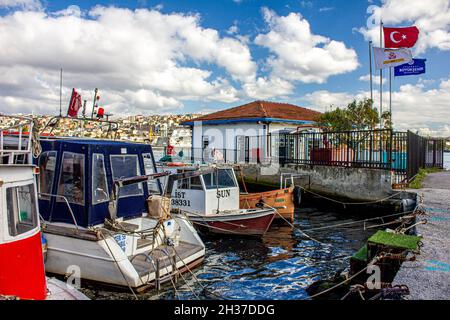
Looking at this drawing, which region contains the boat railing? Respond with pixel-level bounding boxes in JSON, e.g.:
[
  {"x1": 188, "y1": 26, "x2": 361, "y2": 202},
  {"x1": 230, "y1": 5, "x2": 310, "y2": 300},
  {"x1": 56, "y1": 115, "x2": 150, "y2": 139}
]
[
  {"x1": 279, "y1": 173, "x2": 310, "y2": 189},
  {"x1": 39, "y1": 192, "x2": 79, "y2": 231},
  {"x1": 0, "y1": 114, "x2": 35, "y2": 164}
]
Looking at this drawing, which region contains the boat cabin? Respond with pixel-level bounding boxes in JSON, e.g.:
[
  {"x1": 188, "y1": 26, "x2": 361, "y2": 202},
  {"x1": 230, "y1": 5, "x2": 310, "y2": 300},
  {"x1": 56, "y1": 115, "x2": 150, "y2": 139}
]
[
  {"x1": 35, "y1": 139, "x2": 162, "y2": 227},
  {"x1": 0, "y1": 165, "x2": 47, "y2": 300},
  {"x1": 159, "y1": 165, "x2": 240, "y2": 215}
]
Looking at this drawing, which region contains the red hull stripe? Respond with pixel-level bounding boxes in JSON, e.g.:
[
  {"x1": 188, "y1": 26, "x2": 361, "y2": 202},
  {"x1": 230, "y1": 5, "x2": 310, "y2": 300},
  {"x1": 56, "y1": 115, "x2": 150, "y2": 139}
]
[
  {"x1": 0, "y1": 231, "x2": 47, "y2": 300},
  {"x1": 194, "y1": 213, "x2": 275, "y2": 236}
]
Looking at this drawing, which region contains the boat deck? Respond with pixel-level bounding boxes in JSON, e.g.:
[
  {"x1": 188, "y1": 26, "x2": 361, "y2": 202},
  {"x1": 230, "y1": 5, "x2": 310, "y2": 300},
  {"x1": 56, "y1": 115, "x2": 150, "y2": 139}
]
[{"x1": 131, "y1": 241, "x2": 203, "y2": 278}]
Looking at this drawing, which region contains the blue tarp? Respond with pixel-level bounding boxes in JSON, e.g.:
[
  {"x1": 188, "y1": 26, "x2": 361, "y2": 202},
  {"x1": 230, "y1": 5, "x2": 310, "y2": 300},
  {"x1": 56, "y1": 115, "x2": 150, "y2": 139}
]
[{"x1": 35, "y1": 138, "x2": 161, "y2": 227}]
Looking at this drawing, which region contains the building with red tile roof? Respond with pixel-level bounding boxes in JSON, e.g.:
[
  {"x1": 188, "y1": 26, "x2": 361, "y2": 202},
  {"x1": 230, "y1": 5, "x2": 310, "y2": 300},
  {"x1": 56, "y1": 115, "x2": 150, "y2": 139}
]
[
  {"x1": 182, "y1": 100, "x2": 321, "y2": 162},
  {"x1": 182, "y1": 100, "x2": 321, "y2": 125}
]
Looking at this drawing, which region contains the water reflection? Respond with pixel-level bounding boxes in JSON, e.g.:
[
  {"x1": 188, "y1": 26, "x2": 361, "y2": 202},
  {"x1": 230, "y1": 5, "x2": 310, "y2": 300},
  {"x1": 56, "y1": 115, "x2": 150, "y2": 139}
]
[{"x1": 81, "y1": 205, "x2": 385, "y2": 300}]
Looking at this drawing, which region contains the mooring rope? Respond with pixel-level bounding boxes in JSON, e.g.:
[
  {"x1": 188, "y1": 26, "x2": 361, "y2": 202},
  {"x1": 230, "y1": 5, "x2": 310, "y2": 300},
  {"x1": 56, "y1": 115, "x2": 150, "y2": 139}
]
[
  {"x1": 308, "y1": 254, "x2": 385, "y2": 299},
  {"x1": 172, "y1": 245, "x2": 229, "y2": 300},
  {"x1": 299, "y1": 186, "x2": 405, "y2": 206},
  {"x1": 301, "y1": 210, "x2": 415, "y2": 233},
  {"x1": 262, "y1": 203, "x2": 329, "y2": 246},
  {"x1": 98, "y1": 229, "x2": 139, "y2": 300}
]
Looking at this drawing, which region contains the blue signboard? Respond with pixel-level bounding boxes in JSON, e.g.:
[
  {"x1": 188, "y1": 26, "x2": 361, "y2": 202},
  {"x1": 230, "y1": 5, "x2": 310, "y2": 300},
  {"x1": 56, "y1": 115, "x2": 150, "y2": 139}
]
[{"x1": 394, "y1": 58, "x2": 426, "y2": 77}]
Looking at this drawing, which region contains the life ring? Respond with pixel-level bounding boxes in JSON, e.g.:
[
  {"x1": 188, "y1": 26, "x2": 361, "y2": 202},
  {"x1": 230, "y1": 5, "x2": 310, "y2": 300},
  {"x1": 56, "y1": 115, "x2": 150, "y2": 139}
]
[{"x1": 167, "y1": 162, "x2": 185, "y2": 167}]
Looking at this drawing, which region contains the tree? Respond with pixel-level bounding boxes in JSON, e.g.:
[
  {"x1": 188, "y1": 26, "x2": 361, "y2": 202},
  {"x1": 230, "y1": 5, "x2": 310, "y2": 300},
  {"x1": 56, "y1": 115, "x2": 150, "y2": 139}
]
[{"x1": 317, "y1": 99, "x2": 389, "y2": 131}]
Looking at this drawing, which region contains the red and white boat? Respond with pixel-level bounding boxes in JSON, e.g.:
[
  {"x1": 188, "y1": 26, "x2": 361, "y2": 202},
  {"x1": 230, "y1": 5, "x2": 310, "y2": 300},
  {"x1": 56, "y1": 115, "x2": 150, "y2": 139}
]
[
  {"x1": 0, "y1": 115, "x2": 88, "y2": 300},
  {"x1": 158, "y1": 164, "x2": 276, "y2": 236}
]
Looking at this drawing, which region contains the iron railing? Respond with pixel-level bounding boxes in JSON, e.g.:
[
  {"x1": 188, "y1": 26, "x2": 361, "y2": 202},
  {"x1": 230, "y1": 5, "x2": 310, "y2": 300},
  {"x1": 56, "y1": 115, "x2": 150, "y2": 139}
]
[{"x1": 162, "y1": 129, "x2": 444, "y2": 184}]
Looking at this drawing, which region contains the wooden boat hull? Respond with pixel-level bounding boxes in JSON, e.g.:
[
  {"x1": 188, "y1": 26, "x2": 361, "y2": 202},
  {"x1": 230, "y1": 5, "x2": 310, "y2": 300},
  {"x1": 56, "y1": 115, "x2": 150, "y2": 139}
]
[
  {"x1": 187, "y1": 208, "x2": 276, "y2": 236},
  {"x1": 240, "y1": 186, "x2": 295, "y2": 222}
]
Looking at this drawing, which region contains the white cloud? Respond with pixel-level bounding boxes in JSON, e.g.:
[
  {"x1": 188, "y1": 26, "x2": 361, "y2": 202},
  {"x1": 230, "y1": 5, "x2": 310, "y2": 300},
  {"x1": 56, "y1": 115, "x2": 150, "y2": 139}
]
[
  {"x1": 359, "y1": 0, "x2": 450, "y2": 54},
  {"x1": 0, "y1": 6, "x2": 259, "y2": 114},
  {"x1": 254, "y1": 8, "x2": 359, "y2": 84},
  {"x1": 0, "y1": 0, "x2": 41, "y2": 10},
  {"x1": 300, "y1": 1, "x2": 313, "y2": 9},
  {"x1": 242, "y1": 77, "x2": 294, "y2": 100},
  {"x1": 227, "y1": 21, "x2": 239, "y2": 35},
  {"x1": 359, "y1": 73, "x2": 387, "y2": 85},
  {"x1": 302, "y1": 78, "x2": 450, "y2": 137},
  {"x1": 319, "y1": 7, "x2": 334, "y2": 12}
]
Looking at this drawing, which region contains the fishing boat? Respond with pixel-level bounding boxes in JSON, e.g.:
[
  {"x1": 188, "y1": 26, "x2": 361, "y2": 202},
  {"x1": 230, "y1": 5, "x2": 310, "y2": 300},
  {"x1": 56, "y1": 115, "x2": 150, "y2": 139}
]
[
  {"x1": 0, "y1": 115, "x2": 88, "y2": 300},
  {"x1": 158, "y1": 164, "x2": 276, "y2": 236},
  {"x1": 238, "y1": 171, "x2": 303, "y2": 222},
  {"x1": 32, "y1": 136, "x2": 206, "y2": 291}
]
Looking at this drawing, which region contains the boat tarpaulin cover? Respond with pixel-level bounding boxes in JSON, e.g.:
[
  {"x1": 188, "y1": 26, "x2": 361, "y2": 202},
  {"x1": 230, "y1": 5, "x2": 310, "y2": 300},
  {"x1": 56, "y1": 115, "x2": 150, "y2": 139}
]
[{"x1": 35, "y1": 139, "x2": 160, "y2": 227}]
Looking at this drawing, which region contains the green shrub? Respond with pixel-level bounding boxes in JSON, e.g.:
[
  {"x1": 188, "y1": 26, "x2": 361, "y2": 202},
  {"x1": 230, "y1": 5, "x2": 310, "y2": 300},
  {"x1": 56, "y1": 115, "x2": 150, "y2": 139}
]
[{"x1": 409, "y1": 167, "x2": 442, "y2": 189}]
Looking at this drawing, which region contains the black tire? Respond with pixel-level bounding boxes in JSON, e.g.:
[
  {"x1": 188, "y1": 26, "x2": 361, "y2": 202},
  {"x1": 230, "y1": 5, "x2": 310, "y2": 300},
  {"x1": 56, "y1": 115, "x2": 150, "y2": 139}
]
[{"x1": 293, "y1": 186, "x2": 302, "y2": 206}]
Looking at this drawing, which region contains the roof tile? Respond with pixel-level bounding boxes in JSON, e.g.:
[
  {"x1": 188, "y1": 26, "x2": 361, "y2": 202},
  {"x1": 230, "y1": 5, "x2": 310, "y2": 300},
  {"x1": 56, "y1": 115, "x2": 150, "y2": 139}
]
[{"x1": 188, "y1": 100, "x2": 321, "y2": 123}]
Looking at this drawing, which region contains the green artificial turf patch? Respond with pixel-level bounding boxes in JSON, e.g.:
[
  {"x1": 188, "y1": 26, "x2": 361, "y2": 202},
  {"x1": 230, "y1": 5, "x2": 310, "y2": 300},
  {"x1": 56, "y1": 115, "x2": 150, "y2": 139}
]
[{"x1": 368, "y1": 230, "x2": 422, "y2": 250}]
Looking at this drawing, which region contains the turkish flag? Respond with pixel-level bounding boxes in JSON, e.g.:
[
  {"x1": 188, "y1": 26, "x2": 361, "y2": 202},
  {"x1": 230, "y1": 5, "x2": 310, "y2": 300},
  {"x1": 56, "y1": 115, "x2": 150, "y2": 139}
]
[
  {"x1": 67, "y1": 88, "x2": 82, "y2": 117},
  {"x1": 383, "y1": 26, "x2": 419, "y2": 48}
]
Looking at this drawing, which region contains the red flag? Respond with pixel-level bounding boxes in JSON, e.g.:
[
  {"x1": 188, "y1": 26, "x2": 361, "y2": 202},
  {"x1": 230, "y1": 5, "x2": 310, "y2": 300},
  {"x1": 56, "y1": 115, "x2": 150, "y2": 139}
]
[
  {"x1": 67, "y1": 88, "x2": 82, "y2": 117},
  {"x1": 383, "y1": 26, "x2": 419, "y2": 48}
]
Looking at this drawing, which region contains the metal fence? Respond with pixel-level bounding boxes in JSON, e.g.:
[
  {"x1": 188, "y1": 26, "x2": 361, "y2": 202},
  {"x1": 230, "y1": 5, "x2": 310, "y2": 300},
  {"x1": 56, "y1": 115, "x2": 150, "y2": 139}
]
[
  {"x1": 164, "y1": 129, "x2": 444, "y2": 184},
  {"x1": 276, "y1": 129, "x2": 444, "y2": 183},
  {"x1": 407, "y1": 131, "x2": 445, "y2": 180}
]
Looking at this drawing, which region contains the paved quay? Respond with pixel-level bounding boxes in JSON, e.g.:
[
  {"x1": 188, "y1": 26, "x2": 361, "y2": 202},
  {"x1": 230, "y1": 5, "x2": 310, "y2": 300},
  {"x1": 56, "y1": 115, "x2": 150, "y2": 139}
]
[{"x1": 393, "y1": 171, "x2": 450, "y2": 300}]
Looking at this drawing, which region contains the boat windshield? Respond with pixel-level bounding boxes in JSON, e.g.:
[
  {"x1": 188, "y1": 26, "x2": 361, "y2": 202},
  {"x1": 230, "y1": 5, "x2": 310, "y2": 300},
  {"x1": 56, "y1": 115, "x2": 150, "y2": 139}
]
[{"x1": 203, "y1": 169, "x2": 236, "y2": 189}]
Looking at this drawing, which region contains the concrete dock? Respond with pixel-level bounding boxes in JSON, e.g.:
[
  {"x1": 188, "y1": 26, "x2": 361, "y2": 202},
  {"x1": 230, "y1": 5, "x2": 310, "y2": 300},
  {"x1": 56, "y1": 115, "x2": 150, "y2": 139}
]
[{"x1": 393, "y1": 171, "x2": 450, "y2": 300}]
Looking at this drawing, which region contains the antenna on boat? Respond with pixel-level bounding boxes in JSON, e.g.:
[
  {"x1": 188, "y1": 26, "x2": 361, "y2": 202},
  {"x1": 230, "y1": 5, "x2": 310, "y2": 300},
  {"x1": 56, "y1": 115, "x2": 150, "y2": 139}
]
[
  {"x1": 59, "y1": 68, "x2": 63, "y2": 117},
  {"x1": 82, "y1": 100, "x2": 87, "y2": 118},
  {"x1": 90, "y1": 88, "x2": 99, "y2": 119}
]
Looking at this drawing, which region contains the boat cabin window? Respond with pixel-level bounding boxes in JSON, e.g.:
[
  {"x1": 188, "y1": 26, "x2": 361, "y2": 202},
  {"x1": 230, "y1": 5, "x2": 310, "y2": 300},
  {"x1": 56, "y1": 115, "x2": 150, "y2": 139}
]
[
  {"x1": 143, "y1": 153, "x2": 159, "y2": 193},
  {"x1": 203, "y1": 169, "x2": 237, "y2": 189},
  {"x1": 110, "y1": 155, "x2": 143, "y2": 198},
  {"x1": 7, "y1": 184, "x2": 38, "y2": 236},
  {"x1": 177, "y1": 169, "x2": 203, "y2": 190},
  {"x1": 92, "y1": 153, "x2": 109, "y2": 204},
  {"x1": 57, "y1": 152, "x2": 85, "y2": 205},
  {"x1": 38, "y1": 151, "x2": 57, "y2": 200}
]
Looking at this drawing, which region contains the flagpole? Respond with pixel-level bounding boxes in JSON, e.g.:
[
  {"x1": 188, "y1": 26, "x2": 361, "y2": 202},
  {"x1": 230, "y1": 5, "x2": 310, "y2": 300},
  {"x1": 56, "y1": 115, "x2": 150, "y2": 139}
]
[
  {"x1": 379, "y1": 20, "x2": 383, "y2": 128},
  {"x1": 389, "y1": 67, "x2": 392, "y2": 125},
  {"x1": 59, "y1": 68, "x2": 63, "y2": 117},
  {"x1": 369, "y1": 40, "x2": 373, "y2": 102}
]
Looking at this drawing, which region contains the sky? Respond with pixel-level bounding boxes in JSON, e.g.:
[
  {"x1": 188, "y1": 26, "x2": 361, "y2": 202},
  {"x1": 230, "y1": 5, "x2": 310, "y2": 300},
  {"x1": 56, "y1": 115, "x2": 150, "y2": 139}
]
[{"x1": 0, "y1": 0, "x2": 449, "y2": 136}]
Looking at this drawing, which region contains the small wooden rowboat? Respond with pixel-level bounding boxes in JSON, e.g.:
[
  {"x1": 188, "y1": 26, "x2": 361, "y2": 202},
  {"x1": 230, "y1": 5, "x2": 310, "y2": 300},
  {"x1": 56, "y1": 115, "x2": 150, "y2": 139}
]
[
  {"x1": 240, "y1": 186, "x2": 295, "y2": 222},
  {"x1": 187, "y1": 208, "x2": 276, "y2": 236}
]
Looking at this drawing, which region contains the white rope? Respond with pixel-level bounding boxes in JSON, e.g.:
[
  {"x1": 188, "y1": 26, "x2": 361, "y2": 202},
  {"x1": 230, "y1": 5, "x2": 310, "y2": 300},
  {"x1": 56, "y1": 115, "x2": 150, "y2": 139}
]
[
  {"x1": 301, "y1": 210, "x2": 415, "y2": 233},
  {"x1": 262, "y1": 203, "x2": 329, "y2": 246}
]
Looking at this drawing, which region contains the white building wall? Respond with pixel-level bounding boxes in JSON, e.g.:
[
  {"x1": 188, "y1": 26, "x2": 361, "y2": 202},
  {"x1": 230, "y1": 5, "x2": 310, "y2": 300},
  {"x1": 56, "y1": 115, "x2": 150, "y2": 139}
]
[
  {"x1": 190, "y1": 120, "x2": 316, "y2": 164},
  {"x1": 192, "y1": 122, "x2": 266, "y2": 150}
]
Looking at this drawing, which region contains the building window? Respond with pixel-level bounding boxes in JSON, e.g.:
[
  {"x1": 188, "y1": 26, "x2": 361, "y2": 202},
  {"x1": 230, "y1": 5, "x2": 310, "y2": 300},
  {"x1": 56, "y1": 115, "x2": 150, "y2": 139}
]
[
  {"x1": 92, "y1": 153, "x2": 109, "y2": 204},
  {"x1": 38, "y1": 151, "x2": 57, "y2": 199},
  {"x1": 110, "y1": 155, "x2": 143, "y2": 198},
  {"x1": 203, "y1": 169, "x2": 237, "y2": 189},
  {"x1": 57, "y1": 152, "x2": 85, "y2": 205},
  {"x1": 7, "y1": 184, "x2": 38, "y2": 237}
]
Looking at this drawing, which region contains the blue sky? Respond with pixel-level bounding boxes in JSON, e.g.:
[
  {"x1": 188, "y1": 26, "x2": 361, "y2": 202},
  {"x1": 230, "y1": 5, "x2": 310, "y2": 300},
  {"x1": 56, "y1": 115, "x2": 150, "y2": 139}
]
[{"x1": 0, "y1": 0, "x2": 449, "y2": 135}]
